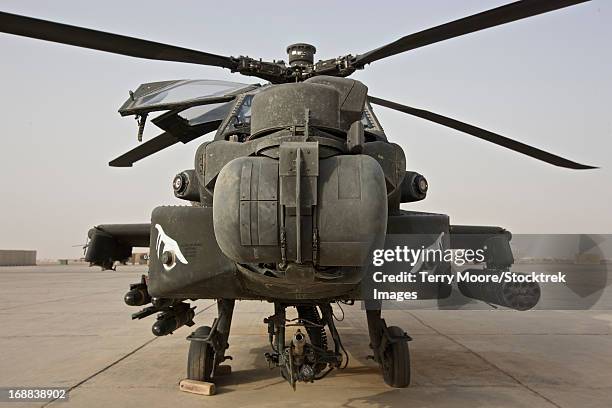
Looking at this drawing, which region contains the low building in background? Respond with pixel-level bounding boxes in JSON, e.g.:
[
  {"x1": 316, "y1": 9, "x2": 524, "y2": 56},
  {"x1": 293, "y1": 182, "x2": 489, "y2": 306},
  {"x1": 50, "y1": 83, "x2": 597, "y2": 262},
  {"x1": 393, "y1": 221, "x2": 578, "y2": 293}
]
[
  {"x1": 0, "y1": 250, "x2": 36, "y2": 266},
  {"x1": 130, "y1": 252, "x2": 149, "y2": 265}
]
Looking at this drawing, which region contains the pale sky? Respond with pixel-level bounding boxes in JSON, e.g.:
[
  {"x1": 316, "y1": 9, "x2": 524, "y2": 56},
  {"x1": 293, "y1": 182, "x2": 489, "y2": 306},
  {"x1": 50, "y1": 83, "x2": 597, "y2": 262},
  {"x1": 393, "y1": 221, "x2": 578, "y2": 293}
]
[{"x1": 0, "y1": 0, "x2": 610, "y2": 259}]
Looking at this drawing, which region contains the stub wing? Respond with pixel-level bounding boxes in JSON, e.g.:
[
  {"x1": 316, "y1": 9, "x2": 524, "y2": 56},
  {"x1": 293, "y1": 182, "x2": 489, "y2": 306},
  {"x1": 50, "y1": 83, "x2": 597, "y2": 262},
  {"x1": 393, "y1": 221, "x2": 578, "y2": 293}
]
[{"x1": 85, "y1": 223, "x2": 150, "y2": 270}]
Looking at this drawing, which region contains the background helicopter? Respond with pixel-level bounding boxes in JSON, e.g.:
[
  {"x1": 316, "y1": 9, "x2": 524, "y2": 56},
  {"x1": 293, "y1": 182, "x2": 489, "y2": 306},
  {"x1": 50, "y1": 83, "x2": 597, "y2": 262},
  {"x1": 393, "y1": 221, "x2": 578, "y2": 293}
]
[{"x1": 0, "y1": 0, "x2": 600, "y2": 390}]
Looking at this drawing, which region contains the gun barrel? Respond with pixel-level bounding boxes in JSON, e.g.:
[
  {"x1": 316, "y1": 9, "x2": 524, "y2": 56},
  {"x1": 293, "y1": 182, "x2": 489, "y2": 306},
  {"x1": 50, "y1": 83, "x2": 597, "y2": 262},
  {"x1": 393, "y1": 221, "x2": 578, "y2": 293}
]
[
  {"x1": 292, "y1": 329, "x2": 306, "y2": 356},
  {"x1": 457, "y1": 269, "x2": 541, "y2": 311}
]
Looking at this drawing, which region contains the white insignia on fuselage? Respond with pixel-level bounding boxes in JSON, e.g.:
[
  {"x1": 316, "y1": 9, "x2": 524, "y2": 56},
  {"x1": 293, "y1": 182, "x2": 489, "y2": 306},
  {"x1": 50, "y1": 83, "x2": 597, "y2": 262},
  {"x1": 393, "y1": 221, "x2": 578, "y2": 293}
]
[{"x1": 154, "y1": 224, "x2": 189, "y2": 271}]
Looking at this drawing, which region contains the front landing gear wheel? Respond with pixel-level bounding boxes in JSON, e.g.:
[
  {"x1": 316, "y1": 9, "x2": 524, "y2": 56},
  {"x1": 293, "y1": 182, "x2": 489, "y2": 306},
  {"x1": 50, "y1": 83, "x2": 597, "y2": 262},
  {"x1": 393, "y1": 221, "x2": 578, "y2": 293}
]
[
  {"x1": 382, "y1": 326, "x2": 410, "y2": 388},
  {"x1": 187, "y1": 326, "x2": 214, "y2": 382}
]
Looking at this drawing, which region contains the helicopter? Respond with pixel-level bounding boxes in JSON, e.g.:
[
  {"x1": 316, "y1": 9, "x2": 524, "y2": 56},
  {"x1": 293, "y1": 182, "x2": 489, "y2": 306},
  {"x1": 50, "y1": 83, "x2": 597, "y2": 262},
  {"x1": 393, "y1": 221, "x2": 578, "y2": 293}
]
[{"x1": 0, "y1": 0, "x2": 596, "y2": 390}]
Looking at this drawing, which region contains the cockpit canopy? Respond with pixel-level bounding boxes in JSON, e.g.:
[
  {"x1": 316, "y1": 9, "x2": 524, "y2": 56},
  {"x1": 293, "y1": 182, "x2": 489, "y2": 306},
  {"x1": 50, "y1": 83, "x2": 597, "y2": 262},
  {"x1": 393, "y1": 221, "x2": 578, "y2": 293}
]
[
  {"x1": 119, "y1": 77, "x2": 384, "y2": 143},
  {"x1": 118, "y1": 79, "x2": 255, "y2": 116}
]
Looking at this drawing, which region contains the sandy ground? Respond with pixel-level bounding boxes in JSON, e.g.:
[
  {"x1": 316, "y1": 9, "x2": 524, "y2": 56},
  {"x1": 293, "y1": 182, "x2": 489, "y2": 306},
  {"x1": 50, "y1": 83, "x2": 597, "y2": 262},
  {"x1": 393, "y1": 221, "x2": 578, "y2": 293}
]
[{"x1": 0, "y1": 265, "x2": 611, "y2": 407}]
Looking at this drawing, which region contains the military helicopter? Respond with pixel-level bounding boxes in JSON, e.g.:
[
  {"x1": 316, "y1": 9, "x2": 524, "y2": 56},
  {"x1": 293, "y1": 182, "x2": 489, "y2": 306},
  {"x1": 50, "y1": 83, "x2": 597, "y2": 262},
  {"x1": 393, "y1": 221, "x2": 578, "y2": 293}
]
[{"x1": 0, "y1": 0, "x2": 596, "y2": 390}]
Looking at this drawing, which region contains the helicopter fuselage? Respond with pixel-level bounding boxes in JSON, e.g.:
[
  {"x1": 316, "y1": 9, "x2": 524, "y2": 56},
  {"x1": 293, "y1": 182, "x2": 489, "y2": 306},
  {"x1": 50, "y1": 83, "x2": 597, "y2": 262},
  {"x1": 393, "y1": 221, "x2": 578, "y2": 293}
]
[{"x1": 86, "y1": 76, "x2": 506, "y2": 305}]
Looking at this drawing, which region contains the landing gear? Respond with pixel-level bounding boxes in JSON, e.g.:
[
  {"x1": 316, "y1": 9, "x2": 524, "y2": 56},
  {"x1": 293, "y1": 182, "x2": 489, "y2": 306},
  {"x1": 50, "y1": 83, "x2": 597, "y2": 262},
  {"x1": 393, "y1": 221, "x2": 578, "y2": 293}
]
[
  {"x1": 366, "y1": 308, "x2": 411, "y2": 388},
  {"x1": 186, "y1": 299, "x2": 235, "y2": 382},
  {"x1": 381, "y1": 326, "x2": 411, "y2": 387},
  {"x1": 187, "y1": 326, "x2": 214, "y2": 381},
  {"x1": 264, "y1": 302, "x2": 346, "y2": 389}
]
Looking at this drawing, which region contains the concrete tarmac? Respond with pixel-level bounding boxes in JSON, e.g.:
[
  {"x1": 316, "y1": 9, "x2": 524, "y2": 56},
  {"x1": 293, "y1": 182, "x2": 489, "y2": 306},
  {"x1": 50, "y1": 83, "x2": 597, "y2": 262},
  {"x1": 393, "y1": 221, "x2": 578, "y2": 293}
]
[{"x1": 0, "y1": 265, "x2": 611, "y2": 407}]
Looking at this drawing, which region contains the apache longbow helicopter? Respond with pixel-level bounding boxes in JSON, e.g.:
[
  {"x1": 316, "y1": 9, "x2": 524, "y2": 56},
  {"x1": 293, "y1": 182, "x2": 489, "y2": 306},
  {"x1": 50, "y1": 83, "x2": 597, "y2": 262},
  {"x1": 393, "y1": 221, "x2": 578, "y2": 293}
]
[{"x1": 0, "y1": 0, "x2": 596, "y2": 390}]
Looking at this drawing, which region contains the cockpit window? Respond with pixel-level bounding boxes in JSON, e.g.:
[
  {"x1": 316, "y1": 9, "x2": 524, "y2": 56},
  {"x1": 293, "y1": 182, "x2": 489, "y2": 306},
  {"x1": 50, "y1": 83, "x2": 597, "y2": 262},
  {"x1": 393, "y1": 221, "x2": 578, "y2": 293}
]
[
  {"x1": 119, "y1": 79, "x2": 257, "y2": 116},
  {"x1": 217, "y1": 87, "x2": 268, "y2": 138},
  {"x1": 234, "y1": 94, "x2": 254, "y2": 126},
  {"x1": 179, "y1": 102, "x2": 234, "y2": 126},
  {"x1": 230, "y1": 94, "x2": 377, "y2": 130}
]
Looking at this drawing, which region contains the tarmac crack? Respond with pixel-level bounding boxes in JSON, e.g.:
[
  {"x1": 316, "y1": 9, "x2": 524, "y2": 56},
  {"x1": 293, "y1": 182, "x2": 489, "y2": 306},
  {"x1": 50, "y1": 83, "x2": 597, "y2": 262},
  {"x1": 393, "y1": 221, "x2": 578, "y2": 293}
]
[
  {"x1": 0, "y1": 290, "x2": 118, "y2": 311},
  {"x1": 42, "y1": 301, "x2": 217, "y2": 407},
  {"x1": 404, "y1": 311, "x2": 564, "y2": 408}
]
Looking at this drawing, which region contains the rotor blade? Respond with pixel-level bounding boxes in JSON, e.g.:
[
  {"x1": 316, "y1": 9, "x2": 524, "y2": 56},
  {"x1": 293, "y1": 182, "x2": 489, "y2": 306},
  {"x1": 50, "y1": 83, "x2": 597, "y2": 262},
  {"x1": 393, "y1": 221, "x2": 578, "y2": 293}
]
[
  {"x1": 0, "y1": 11, "x2": 237, "y2": 69},
  {"x1": 109, "y1": 132, "x2": 180, "y2": 167},
  {"x1": 368, "y1": 95, "x2": 596, "y2": 170},
  {"x1": 353, "y1": 0, "x2": 590, "y2": 67}
]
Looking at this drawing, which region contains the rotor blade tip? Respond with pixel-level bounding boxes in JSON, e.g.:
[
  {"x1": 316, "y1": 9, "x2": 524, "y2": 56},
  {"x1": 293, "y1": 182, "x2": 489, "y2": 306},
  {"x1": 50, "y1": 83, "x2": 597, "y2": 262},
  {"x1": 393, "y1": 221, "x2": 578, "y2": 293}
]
[{"x1": 108, "y1": 160, "x2": 132, "y2": 168}]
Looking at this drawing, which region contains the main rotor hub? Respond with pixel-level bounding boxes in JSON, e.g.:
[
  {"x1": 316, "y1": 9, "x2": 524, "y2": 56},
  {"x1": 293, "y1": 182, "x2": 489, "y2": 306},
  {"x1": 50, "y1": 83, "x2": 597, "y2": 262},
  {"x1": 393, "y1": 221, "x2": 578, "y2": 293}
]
[{"x1": 286, "y1": 43, "x2": 316, "y2": 67}]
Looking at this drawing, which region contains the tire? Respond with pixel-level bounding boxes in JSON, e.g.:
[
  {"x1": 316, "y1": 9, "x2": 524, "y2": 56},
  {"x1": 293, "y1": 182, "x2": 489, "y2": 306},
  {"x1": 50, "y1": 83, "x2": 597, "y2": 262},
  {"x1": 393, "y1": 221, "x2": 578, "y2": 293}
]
[
  {"x1": 381, "y1": 326, "x2": 410, "y2": 388},
  {"x1": 187, "y1": 326, "x2": 214, "y2": 382}
]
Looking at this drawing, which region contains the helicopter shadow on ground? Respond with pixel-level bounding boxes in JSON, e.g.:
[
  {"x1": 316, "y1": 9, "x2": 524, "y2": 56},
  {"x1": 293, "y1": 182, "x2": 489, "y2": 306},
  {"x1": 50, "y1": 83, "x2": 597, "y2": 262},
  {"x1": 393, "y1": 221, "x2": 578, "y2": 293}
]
[
  {"x1": 212, "y1": 343, "x2": 285, "y2": 392},
  {"x1": 332, "y1": 342, "x2": 580, "y2": 408},
  {"x1": 210, "y1": 326, "x2": 587, "y2": 402},
  {"x1": 336, "y1": 387, "x2": 526, "y2": 408},
  {"x1": 337, "y1": 327, "x2": 589, "y2": 396},
  {"x1": 211, "y1": 337, "x2": 381, "y2": 394}
]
